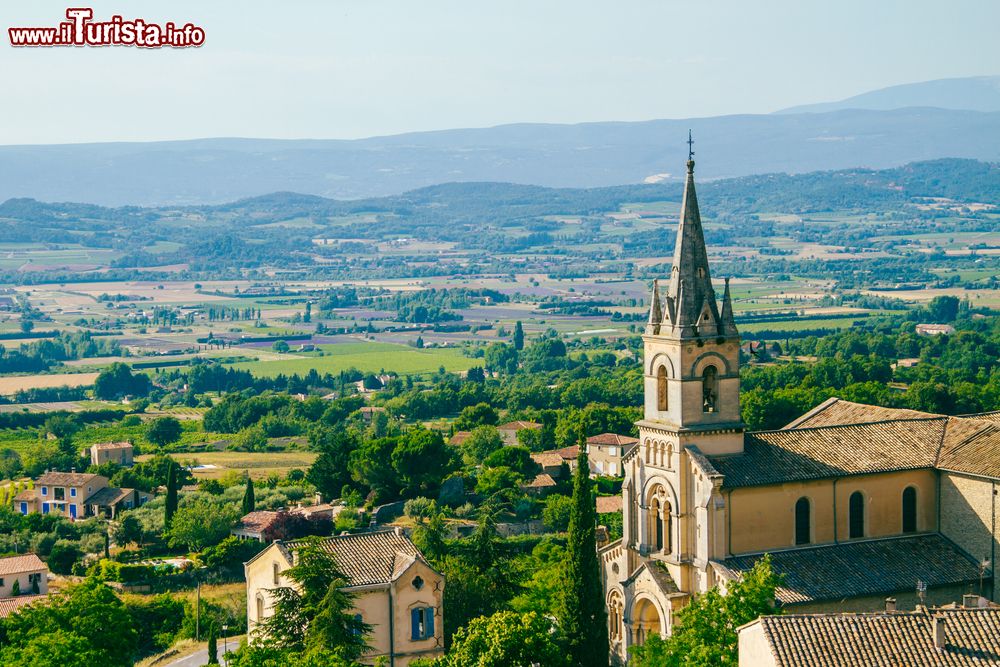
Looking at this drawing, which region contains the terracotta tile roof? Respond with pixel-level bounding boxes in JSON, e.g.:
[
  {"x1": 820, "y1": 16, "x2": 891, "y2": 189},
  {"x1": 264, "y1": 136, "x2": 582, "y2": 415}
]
[
  {"x1": 553, "y1": 445, "x2": 580, "y2": 461},
  {"x1": 782, "y1": 397, "x2": 935, "y2": 430},
  {"x1": 288, "y1": 529, "x2": 426, "y2": 588},
  {"x1": 36, "y1": 472, "x2": 104, "y2": 487},
  {"x1": 85, "y1": 487, "x2": 133, "y2": 506},
  {"x1": 237, "y1": 511, "x2": 282, "y2": 534},
  {"x1": 448, "y1": 431, "x2": 472, "y2": 446},
  {"x1": 0, "y1": 594, "x2": 47, "y2": 619},
  {"x1": 938, "y1": 417, "x2": 1000, "y2": 479},
  {"x1": 497, "y1": 421, "x2": 541, "y2": 431},
  {"x1": 531, "y1": 452, "x2": 563, "y2": 468},
  {"x1": 90, "y1": 441, "x2": 132, "y2": 450},
  {"x1": 587, "y1": 433, "x2": 639, "y2": 447},
  {"x1": 596, "y1": 496, "x2": 623, "y2": 514},
  {"x1": 753, "y1": 607, "x2": 1000, "y2": 666},
  {"x1": 524, "y1": 473, "x2": 557, "y2": 489},
  {"x1": 0, "y1": 554, "x2": 46, "y2": 576},
  {"x1": 710, "y1": 418, "x2": 945, "y2": 488},
  {"x1": 13, "y1": 490, "x2": 34, "y2": 502},
  {"x1": 717, "y1": 534, "x2": 981, "y2": 606}
]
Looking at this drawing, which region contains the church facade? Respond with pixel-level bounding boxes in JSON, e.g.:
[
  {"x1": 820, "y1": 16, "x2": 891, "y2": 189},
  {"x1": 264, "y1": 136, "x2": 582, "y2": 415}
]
[{"x1": 601, "y1": 153, "x2": 1000, "y2": 664}]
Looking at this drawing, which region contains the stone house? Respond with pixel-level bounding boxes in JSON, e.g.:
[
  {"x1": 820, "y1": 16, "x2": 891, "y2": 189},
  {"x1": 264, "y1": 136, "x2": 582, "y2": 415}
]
[
  {"x1": 89, "y1": 441, "x2": 134, "y2": 467},
  {"x1": 246, "y1": 528, "x2": 444, "y2": 666},
  {"x1": 14, "y1": 472, "x2": 146, "y2": 519},
  {"x1": 587, "y1": 433, "x2": 638, "y2": 477},
  {"x1": 497, "y1": 420, "x2": 541, "y2": 446},
  {"x1": 0, "y1": 554, "x2": 48, "y2": 598}
]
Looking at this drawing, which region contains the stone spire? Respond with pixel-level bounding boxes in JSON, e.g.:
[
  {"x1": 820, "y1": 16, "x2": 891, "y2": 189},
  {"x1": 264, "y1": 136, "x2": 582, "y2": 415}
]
[
  {"x1": 720, "y1": 277, "x2": 738, "y2": 336},
  {"x1": 665, "y1": 152, "x2": 722, "y2": 337},
  {"x1": 646, "y1": 279, "x2": 663, "y2": 335}
]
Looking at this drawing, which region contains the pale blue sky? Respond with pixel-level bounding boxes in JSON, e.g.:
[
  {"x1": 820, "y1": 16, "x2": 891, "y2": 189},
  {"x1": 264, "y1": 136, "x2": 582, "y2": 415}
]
[{"x1": 1, "y1": 0, "x2": 997, "y2": 144}]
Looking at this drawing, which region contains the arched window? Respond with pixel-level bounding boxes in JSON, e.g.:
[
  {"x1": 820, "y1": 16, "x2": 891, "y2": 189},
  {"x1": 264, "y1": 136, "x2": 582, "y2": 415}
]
[
  {"x1": 651, "y1": 497, "x2": 664, "y2": 551},
  {"x1": 902, "y1": 487, "x2": 917, "y2": 533},
  {"x1": 657, "y1": 366, "x2": 668, "y2": 411},
  {"x1": 794, "y1": 497, "x2": 811, "y2": 545},
  {"x1": 273, "y1": 562, "x2": 281, "y2": 586},
  {"x1": 849, "y1": 491, "x2": 865, "y2": 539},
  {"x1": 702, "y1": 365, "x2": 718, "y2": 413},
  {"x1": 665, "y1": 502, "x2": 673, "y2": 554},
  {"x1": 256, "y1": 593, "x2": 265, "y2": 621}
]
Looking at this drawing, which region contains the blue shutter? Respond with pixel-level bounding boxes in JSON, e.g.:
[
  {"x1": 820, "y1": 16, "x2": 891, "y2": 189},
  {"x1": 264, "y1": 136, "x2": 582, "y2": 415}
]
[
  {"x1": 411, "y1": 608, "x2": 421, "y2": 641},
  {"x1": 425, "y1": 607, "x2": 435, "y2": 638},
  {"x1": 19, "y1": 503, "x2": 27, "y2": 515}
]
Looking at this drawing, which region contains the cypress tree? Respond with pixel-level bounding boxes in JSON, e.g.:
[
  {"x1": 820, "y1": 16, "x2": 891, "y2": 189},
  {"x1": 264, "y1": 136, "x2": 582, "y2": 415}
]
[
  {"x1": 164, "y1": 461, "x2": 178, "y2": 529},
  {"x1": 559, "y1": 439, "x2": 609, "y2": 667},
  {"x1": 513, "y1": 320, "x2": 524, "y2": 350},
  {"x1": 206, "y1": 623, "x2": 219, "y2": 664},
  {"x1": 242, "y1": 474, "x2": 256, "y2": 515}
]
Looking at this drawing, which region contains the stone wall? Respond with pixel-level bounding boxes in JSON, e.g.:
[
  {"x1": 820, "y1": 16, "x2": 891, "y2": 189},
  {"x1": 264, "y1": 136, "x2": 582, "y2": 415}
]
[{"x1": 939, "y1": 472, "x2": 998, "y2": 600}]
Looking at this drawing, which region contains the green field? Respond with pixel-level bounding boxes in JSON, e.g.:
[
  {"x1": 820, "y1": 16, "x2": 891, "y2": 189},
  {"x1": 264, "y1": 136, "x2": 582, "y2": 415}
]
[{"x1": 227, "y1": 341, "x2": 479, "y2": 377}]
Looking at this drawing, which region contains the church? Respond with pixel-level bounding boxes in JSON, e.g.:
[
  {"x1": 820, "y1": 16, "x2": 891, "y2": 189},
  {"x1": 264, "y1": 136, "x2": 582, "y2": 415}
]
[{"x1": 600, "y1": 149, "x2": 1000, "y2": 663}]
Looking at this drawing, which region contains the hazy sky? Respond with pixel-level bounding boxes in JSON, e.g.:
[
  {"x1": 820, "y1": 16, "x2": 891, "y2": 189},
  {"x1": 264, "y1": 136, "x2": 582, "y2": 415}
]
[{"x1": 2, "y1": 0, "x2": 997, "y2": 144}]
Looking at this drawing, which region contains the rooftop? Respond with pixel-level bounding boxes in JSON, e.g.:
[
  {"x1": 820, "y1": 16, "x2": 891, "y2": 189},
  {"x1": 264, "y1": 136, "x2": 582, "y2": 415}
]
[
  {"x1": 750, "y1": 607, "x2": 1000, "y2": 666},
  {"x1": 90, "y1": 441, "x2": 132, "y2": 450},
  {"x1": 36, "y1": 472, "x2": 105, "y2": 487},
  {"x1": 236, "y1": 511, "x2": 283, "y2": 535},
  {"x1": 716, "y1": 534, "x2": 982, "y2": 605},
  {"x1": 85, "y1": 487, "x2": 134, "y2": 507},
  {"x1": 587, "y1": 433, "x2": 639, "y2": 447},
  {"x1": 497, "y1": 420, "x2": 541, "y2": 431},
  {"x1": 286, "y1": 529, "x2": 429, "y2": 588},
  {"x1": 0, "y1": 595, "x2": 48, "y2": 619},
  {"x1": 0, "y1": 554, "x2": 46, "y2": 576}
]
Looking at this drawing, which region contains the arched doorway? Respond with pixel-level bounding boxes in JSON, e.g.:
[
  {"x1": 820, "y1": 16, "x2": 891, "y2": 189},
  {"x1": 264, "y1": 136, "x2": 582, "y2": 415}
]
[{"x1": 632, "y1": 597, "x2": 662, "y2": 646}]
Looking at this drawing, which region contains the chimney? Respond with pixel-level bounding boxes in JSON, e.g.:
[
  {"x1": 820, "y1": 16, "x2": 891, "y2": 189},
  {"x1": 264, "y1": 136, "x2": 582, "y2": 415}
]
[
  {"x1": 963, "y1": 593, "x2": 980, "y2": 609},
  {"x1": 932, "y1": 614, "x2": 947, "y2": 650},
  {"x1": 884, "y1": 597, "x2": 897, "y2": 612}
]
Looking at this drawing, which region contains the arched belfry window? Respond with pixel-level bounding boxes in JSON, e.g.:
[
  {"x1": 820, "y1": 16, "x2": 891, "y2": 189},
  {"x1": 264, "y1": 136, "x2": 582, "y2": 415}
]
[
  {"x1": 651, "y1": 497, "x2": 663, "y2": 551},
  {"x1": 794, "y1": 497, "x2": 811, "y2": 545},
  {"x1": 657, "y1": 366, "x2": 668, "y2": 411},
  {"x1": 849, "y1": 491, "x2": 865, "y2": 539},
  {"x1": 902, "y1": 487, "x2": 917, "y2": 533},
  {"x1": 702, "y1": 365, "x2": 718, "y2": 413}
]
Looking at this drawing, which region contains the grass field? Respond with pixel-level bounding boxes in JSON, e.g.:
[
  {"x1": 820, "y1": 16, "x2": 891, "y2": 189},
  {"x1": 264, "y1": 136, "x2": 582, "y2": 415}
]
[
  {"x1": 139, "y1": 451, "x2": 317, "y2": 480},
  {"x1": 227, "y1": 341, "x2": 479, "y2": 377},
  {"x1": 0, "y1": 372, "x2": 99, "y2": 395}
]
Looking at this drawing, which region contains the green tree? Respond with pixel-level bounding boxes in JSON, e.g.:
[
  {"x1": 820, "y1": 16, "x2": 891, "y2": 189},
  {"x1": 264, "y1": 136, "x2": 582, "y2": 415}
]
[
  {"x1": 147, "y1": 417, "x2": 183, "y2": 447},
  {"x1": 391, "y1": 428, "x2": 456, "y2": 498},
  {"x1": 242, "y1": 476, "x2": 256, "y2": 515},
  {"x1": 630, "y1": 555, "x2": 782, "y2": 667},
  {"x1": 460, "y1": 425, "x2": 503, "y2": 465},
  {"x1": 420, "y1": 612, "x2": 566, "y2": 667},
  {"x1": 454, "y1": 403, "x2": 499, "y2": 430},
  {"x1": 309, "y1": 428, "x2": 360, "y2": 500},
  {"x1": 166, "y1": 498, "x2": 239, "y2": 551},
  {"x1": 164, "y1": 461, "x2": 178, "y2": 529},
  {"x1": 541, "y1": 493, "x2": 574, "y2": 532},
  {"x1": 513, "y1": 320, "x2": 525, "y2": 351},
  {"x1": 207, "y1": 622, "x2": 219, "y2": 664},
  {"x1": 558, "y1": 445, "x2": 608, "y2": 667},
  {"x1": 0, "y1": 629, "x2": 105, "y2": 667},
  {"x1": 46, "y1": 541, "x2": 80, "y2": 575},
  {"x1": 94, "y1": 362, "x2": 152, "y2": 400},
  {"x1": 272, "y1": 340, "x2": 290, "y2": 353}
]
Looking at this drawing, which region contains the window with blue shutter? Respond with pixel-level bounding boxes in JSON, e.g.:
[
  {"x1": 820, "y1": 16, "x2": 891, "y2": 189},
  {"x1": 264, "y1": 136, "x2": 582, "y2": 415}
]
[
  {"x1": 425, "y1": 607, "x2": 434, "y2": 638},
  {"x1": 411, "y1": 608, "x2": 422, "y2": 641}
]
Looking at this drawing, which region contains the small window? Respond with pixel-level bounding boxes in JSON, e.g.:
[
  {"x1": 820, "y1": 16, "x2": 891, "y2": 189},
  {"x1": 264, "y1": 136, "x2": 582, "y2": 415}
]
[
  {"x1": 702, "y1": 366, "x2": 718, "y2": 413},
  {"x1": 849, "y1": 491, "x2": 865, "y2": 539},
  {"x1": 272, "y1": 562, "x2": 281, "y2": 586},
  {"x1": 412, "y1": 576, "x2": 424, "y2": 590},
  {"x1": 70, "y1": 488, "x2": 77, "y2": 497},
  {"x1": 256, "y1": 593, "x2": 264, "y2": 621},
  {"x1": 352, "y1": 613, "x2": 364, "y2": 636},
  {"x1": 794, "y1": 497, "x2": 811, "y2": 545},
  {"x1": 0, "y1": 578, "x2": 4, "y2": 587},
  {"x1": 902, "y1": 487, "x2": 917, "y2": 533},
  {"x1": 411, "y1": 607, "x2": 435, "y2": 641},
  {"x1": 41, "y1": 487, "x2": 47, "y2": 497},
  {"x1": 656, "y1": 366, "x2": 668, "y2": 411}
]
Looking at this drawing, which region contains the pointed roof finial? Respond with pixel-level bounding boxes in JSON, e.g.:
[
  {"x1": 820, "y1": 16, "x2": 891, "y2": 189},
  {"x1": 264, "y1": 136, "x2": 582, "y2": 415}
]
[{"x1": 687, "y1": 129, "x2": 695, "y2": 173}]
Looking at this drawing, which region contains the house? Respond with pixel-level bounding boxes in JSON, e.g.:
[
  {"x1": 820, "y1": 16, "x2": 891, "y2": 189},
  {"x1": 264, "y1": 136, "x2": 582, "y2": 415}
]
[
  {"x1": 90, "y1": 441, "x2": 134, "y2": 467},
  {"x1": 916, "y1": 323, "x2": 956, "y2": 336},
  {"x1": 233, "y1": 509, "x2": 335, "y2": 542},
  {"x1": 0, "y1": 595, "x2": 47, "y2": 619},
  {"x1": 587, "y1": 433, "x2": 638, "y2": 477},
  {"x1": 0, "y1": 554, "x2": 48, "y2": 598},
  {"x1": 358, "y1": 406, "x2": 387, "y2": 423},
  {"x1": 246, "y1": 528, "x2": 444, "y2": 666},
  {"x1": 448, "y1": 431, "x2": 472, "y2": 447},
  {"x1": 14, "y1": 472, "x2": 146, "y2": 519},
  {"x1": 601, "y1": 153, "x2": 1000, "y2": 663},
  {"x1": 497, "y1": 420, "x2": 541, "y2": 446},
  {"x1": 738, "y1": 604, "x2": 1000, "y2": 666},
  {"x1": 552, "y1": 444, "x2": 580, "y2": 470},
  {"x1": 530, "y1": 451, "x2": 564, "y2": 478},
  {"x1": 522, "y1": 473, "x2": 557, "y2": 496},
  {"x1": 232, "y1": 511, "x2": 286, "y2": 542}
]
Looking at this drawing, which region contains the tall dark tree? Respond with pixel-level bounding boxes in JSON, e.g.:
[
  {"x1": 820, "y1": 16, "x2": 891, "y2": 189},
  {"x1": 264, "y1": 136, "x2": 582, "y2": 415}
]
[
  {"x1": 164, "y1": 461, "x2": 178, "y2": 529},
  {"x1": 513, "y1": 320, "x2": 525, "y2": 350},
  {"x1": 559, "y1": 441, "x2": 609, "y2": 667},
  {"x1": 242, "y1": 475, "x2": 256, "y2": 515},
  {"x1": 206, "y1": 623, "x2": 219, "y2": 664}
]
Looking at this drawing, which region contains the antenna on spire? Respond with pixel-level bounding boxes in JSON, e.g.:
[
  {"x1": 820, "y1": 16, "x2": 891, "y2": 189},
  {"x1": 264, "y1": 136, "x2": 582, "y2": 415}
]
[{"x1": 687, "y1": 129, "x2": 695, "y2": 161}]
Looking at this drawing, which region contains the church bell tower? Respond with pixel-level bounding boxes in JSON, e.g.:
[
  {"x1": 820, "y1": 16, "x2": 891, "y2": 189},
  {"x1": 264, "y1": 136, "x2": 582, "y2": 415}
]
[{"x1": 639, "y1": 141, "x2": 744, "y2": 455}]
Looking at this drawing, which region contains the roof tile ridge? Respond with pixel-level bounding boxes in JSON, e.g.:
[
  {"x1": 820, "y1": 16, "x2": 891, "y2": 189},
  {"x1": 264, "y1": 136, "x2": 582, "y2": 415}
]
[{"x1": 752, "y1": 415, "x2": 946, "y2": 436}]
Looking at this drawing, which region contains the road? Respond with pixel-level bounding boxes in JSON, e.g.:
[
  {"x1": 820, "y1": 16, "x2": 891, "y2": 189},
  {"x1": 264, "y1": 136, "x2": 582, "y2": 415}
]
[{"x1": 158, "y1": 647, "x2": 230, "y2": 667}]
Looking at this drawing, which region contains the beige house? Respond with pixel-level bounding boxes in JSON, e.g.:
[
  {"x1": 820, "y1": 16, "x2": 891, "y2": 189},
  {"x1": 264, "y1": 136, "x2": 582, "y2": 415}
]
[
  {"x1": 601, "y1": 155, "x2": 998, "y2": 663},
  {"x1": 246, "y1": 528, "x2": 444, "y2": 666},
  {"x1": 738, "y1": 604, "x2": 1000, "y2": 666},
  {"x1": 587, "y1": 433, "x2": 638, "y2": 477},
  {"x1": 0, "y1": 554, "x2": 48, "y2": 598},
  {"x1": 14, "y1": 472, "x2": 145, "y2": 519},
  {"x1": 497, "y1": 420, "x2": 541, "y2": 446},
  {"x1": 90, "y1": 441, "x2": 134, "y2": 467}
]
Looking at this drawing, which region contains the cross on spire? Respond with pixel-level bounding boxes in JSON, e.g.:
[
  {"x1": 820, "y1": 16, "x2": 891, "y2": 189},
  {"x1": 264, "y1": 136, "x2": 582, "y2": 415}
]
[{"x1": 687, "y1": 129, "x2": 695, "y2": 161}]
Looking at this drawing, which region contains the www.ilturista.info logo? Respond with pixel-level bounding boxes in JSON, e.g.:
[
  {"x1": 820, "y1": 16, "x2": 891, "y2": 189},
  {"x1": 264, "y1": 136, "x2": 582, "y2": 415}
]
[{"x1": 8, "y1": 8, "x2": 205, "y2": 48}]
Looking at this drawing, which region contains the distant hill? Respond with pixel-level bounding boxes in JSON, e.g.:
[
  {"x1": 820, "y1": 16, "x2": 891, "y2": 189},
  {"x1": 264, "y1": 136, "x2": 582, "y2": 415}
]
[
  {"x1": 0, "y1": 107, "x2": 999, "y2": 206},
  {"x1": 777, "y1": 76, "x2": 1000, "y2": 114}
]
